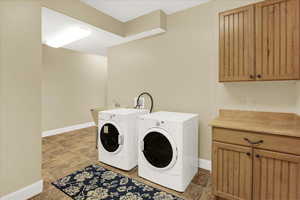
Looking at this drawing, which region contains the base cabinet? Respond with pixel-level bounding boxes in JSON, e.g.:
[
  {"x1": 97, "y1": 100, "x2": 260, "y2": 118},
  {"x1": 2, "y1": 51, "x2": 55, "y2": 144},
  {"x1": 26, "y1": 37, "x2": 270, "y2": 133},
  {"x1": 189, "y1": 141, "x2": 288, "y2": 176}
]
[
  {"x1": 253, "y1": 149, "x2": 300, "y2": 200},
  {"x1": 212, "y1": 129, "x2": 300, "y2": 200},
  {"x1": 213, "y1": 142, "x2": 252, "y2": 200}
]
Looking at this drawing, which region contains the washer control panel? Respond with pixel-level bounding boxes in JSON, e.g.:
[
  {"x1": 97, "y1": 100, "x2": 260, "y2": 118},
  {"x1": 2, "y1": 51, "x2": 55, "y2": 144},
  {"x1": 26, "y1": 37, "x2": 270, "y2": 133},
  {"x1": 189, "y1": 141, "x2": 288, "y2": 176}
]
[
  {"x1": 110, "y1": 114, "x2": 116, "y2": 119},
  {"x1": 156, "y1": 121, "x2": 165, "y2": 126}
]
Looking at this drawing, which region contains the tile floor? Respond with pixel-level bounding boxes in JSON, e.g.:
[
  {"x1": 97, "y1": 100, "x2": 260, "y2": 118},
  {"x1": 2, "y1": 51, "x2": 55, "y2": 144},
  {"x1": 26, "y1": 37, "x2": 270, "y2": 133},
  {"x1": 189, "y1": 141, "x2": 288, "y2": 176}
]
[{"x1": 30, "y1": 127, "x2": 214, "y2": 200}]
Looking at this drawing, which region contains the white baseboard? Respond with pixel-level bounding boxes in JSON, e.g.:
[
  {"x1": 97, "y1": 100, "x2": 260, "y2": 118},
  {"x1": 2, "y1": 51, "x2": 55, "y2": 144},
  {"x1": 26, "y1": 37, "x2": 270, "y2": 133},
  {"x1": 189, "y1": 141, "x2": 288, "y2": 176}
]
[
  {"x1": 42, "y1": 122, "x2": 95, "y2": 137},
  {"x1": 199, "y1": 158, "x2": 212, "y2": 171},
  {"x1": 0, "y1": 180, "x2": 43, "y2": 200}
]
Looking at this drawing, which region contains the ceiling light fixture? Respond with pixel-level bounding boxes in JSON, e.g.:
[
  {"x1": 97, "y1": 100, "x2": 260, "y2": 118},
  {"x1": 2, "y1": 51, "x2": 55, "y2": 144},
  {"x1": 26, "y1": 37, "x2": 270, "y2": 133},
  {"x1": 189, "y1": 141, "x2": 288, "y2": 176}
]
[{"x1": 45, "y1": 27, "x2": 91, "y2": 48}]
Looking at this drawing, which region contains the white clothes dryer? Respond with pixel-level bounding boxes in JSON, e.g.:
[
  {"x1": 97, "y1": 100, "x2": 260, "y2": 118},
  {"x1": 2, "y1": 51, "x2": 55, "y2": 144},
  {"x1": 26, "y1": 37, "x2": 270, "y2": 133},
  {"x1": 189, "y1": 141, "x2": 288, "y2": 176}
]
[{"x1": 138, "y1": 111, "x2": 198, "y2": 192}]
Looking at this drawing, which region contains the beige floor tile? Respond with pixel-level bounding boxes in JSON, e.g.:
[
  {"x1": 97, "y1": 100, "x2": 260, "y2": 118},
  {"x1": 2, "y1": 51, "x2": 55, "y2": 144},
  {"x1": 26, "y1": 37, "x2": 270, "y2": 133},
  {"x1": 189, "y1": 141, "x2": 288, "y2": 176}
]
[{"x1": 31, "y1": 127, "x2": 213, "y2": 200}]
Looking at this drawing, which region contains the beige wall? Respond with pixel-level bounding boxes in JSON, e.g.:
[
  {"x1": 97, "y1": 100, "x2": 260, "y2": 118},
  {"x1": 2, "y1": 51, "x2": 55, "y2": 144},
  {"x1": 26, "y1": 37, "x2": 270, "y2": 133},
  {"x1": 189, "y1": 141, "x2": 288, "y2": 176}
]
[
  {"x1": 210, "y1": 0, "x2": 296, "y2": 116},
  {"x1": 0, "y1": 0, "x2": 42, "y2": 197},
  {"x1": 42, "y1": 45, "x2": 107, "y2": 131},
  {"x1": 296, "y1": 83, "x2": 300, "y2": 115},
  {"x1": 107, "y1": 0, "x2": 298, "y2": 160},
  {"x1": 125, "y1": 10, "x2": 167, "y2": 36}
]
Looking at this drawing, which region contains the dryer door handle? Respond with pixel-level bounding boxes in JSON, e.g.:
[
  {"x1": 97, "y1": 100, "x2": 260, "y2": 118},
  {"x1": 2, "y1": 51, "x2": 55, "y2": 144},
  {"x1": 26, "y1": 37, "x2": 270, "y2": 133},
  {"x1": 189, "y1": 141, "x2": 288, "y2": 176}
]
[
  {"x1": 140, "y1": 141, "x2": 144, "y2": 152},
  {"x1": 118, "y1": 135, "x2": 124, "y2": 145}
]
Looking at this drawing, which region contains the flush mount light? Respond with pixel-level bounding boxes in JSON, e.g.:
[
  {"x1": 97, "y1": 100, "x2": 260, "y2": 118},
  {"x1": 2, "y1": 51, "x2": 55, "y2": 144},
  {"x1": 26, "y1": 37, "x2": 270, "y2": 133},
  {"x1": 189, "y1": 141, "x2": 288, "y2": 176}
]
[{"x1": 45, "y1": 27, "x2": 91, "y2": 48}]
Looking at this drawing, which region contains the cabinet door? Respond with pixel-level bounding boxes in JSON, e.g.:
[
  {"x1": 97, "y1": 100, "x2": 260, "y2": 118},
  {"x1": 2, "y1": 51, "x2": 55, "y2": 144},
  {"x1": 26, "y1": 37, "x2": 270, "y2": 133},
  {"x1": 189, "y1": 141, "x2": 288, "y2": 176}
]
[
  {"x1": 253, "y1": 149, "x2": 300, "y2": 200},
  {"x1": 213, "y1": 142, "x2": 252, "y2": 200},
  {"x1": 255, "y1": 0, "x2": 300, "y2": 80},
  {"x1": 219, "y1": 5, "x2": 255, "y2": 82}
]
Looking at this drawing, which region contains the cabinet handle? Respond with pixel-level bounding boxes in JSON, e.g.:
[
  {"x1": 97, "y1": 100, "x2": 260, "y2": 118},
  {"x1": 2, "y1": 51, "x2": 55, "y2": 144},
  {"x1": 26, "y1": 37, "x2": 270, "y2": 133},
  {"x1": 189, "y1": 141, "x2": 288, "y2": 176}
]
[
  {"x1": 256, "y1": 154, "x2": 260, "y2": 158},
  {"x1": 257, "y1": 74, "x2": 262, "y2": 79},
  {"x1": 246, "y1": 152, "x2": 251, "y2": 156},
  {"x1": 250, "y1": 75, "x2": 254, "y2": 79},
  {"x1": 244, "y1": 138, "x2": 264, "y2": 145}
]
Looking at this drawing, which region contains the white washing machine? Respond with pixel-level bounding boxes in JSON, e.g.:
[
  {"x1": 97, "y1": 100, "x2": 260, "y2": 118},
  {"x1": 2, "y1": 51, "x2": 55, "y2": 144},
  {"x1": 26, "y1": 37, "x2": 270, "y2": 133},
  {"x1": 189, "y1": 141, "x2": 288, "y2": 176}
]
[
  {"x1": 138, "y1": 111, "x2": 199, "y2": 192},
  {"x1": 98, "y1": 108, "x2": 149, "y2": 171}
]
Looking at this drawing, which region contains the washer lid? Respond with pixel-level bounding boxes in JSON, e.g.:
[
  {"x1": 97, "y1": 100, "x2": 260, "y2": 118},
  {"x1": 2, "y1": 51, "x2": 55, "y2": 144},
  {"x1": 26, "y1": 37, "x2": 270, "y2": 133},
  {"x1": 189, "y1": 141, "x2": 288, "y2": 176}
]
[
  {"x1": 101, "y1": 108, "x2": 148, "y2": 116},
  {"x1": 142, "y1": 128, "x2": 177, "y2": 170},
  {"x1": 100, "y1": 123, "x2": 123, "y2": 153}
]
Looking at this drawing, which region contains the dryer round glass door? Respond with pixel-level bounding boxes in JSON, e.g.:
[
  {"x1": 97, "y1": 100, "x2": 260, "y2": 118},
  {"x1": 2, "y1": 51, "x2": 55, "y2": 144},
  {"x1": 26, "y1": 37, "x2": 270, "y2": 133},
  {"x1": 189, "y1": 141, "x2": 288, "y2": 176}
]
[
  {"x1": 142, "y1": 131, "x2": 174, "y2": 168},
  {"x1": 100, "y1": 123, "x2": 120, "y2": 152}
]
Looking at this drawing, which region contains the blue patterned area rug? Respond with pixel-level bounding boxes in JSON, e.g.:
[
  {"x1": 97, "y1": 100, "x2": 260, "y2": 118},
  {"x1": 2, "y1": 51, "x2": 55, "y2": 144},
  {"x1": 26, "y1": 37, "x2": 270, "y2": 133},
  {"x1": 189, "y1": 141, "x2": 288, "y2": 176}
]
[{"x1": 52, "y1": 164, "x2": 184, "y2": 200}]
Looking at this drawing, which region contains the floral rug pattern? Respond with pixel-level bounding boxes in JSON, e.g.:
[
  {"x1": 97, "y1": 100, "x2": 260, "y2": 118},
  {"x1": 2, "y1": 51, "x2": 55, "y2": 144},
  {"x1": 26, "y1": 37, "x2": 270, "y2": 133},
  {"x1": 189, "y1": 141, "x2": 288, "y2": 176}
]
[{"x1": 52, "y1": 164, "x2": 183, "y2": 200}]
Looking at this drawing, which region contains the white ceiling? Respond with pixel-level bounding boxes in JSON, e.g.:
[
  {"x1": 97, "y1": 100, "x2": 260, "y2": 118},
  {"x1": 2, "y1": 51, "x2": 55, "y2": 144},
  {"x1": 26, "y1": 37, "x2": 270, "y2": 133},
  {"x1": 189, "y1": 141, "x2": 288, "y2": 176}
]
[
  {"x1": 43, "y1": 0, "x2": 210, "y2": 56},
  {"x1": 80, "y1": 0, "x2": 210, "y2": 22},
  {"x1": 42, "y1": 7, "x2": 165, "y2": 56}
]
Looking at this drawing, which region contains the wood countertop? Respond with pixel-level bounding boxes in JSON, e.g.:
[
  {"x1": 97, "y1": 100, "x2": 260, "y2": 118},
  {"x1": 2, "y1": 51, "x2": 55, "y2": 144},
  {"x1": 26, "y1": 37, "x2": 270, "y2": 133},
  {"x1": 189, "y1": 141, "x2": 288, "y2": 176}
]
[{"x1": 210, "y1": 110, "x2": 300, "y2": 138}]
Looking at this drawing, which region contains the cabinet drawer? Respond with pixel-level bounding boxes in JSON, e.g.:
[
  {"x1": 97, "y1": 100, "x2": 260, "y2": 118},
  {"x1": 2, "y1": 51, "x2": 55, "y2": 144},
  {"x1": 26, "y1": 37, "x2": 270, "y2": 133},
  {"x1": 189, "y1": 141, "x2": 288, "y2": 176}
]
[{"x1": 213, "y1": 128, "x2": 300, "y2": 155}]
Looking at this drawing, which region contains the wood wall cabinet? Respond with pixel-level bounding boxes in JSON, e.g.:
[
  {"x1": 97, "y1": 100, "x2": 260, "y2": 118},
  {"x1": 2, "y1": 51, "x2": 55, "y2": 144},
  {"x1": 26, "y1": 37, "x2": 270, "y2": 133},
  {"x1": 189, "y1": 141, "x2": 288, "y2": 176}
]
[
  {"x1": 256, "y1": 0, "x2": 300, "y2": 80},
  {"x1": 219, "y1": 6, "x2": 255, "y2": 82},
  {"x1": 219, "y1": 0, "x2": 300, "y2": 82}
]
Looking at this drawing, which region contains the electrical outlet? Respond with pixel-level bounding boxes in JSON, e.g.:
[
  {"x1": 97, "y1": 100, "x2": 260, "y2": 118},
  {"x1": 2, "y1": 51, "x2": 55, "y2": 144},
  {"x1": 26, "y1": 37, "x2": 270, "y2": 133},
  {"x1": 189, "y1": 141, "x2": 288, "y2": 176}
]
[{"x1": 134, "y1": 97, "x2": 145, "y2": 108}]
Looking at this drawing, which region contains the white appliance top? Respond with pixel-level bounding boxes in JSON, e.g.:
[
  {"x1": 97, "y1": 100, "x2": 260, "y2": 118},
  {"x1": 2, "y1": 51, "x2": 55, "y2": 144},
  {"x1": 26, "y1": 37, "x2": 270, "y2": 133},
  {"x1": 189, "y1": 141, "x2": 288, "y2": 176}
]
[
  {"x1": 101, "y1": 108, "x2": 148, "y2": 115},
  {"x1": 141, "y1": 111, "x2": 198, "y2": 122}
]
